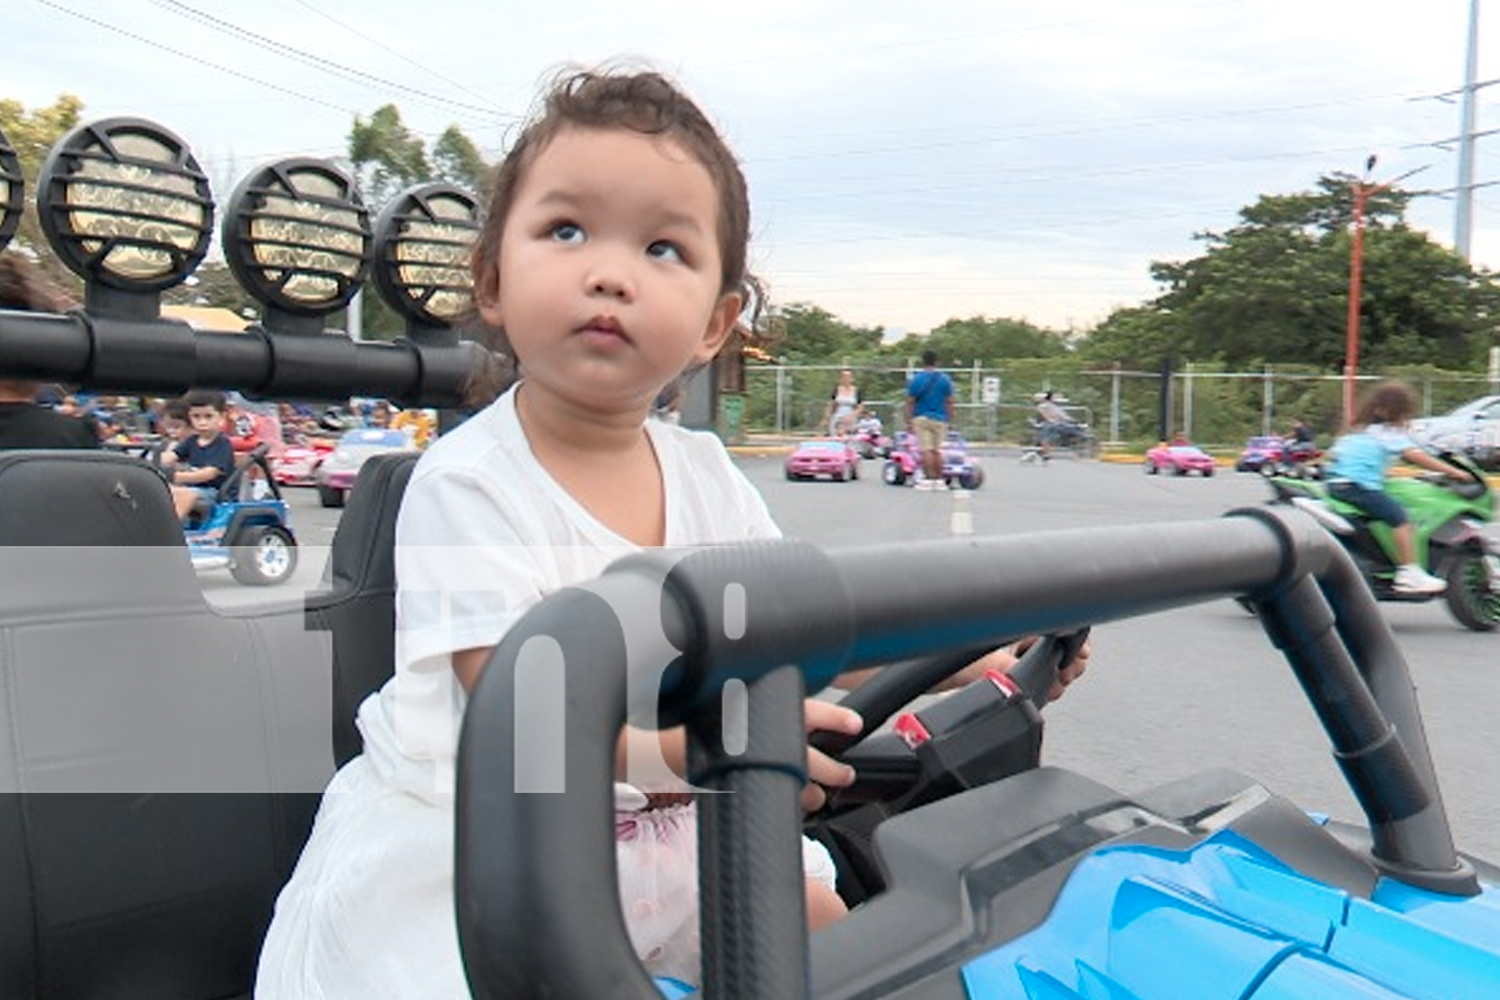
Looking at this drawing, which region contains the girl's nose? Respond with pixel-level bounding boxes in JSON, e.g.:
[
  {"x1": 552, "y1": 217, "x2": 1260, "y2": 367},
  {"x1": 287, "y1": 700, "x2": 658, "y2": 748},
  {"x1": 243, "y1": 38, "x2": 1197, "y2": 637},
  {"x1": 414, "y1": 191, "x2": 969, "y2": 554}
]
[{"x1": 585, "y1": 251, "x2": 635, "y2": 301}]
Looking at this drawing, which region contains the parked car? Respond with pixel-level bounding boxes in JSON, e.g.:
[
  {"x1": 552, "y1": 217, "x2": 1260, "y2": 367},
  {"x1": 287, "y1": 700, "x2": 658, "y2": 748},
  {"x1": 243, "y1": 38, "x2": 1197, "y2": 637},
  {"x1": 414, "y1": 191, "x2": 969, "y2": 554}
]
[
  {"x1": 784, "y1": 438, "x2": 861, "y2": 481},
  {"x1": 1144, "y1": 443, "x2": 1217, "y2": 477},
  {"x1": 315, "y1": 427, "x2": 419, "y2": 507},
  {"x1": 1410, "y1": 395, "x2": 1500, "y2": 470},
  {"x1": 1234, "y1": 436, "x2": 1286, "y2": 473}
]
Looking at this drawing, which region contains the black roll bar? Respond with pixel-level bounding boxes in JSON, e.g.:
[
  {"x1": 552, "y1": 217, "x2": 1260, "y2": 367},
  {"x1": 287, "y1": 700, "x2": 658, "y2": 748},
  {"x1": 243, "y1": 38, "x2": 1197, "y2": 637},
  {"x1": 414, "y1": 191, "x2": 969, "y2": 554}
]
[
  {"x1": 0, "y1": 306, "x2": 485, "y2": 407},
  {"x1": 455, "y1": 506, "x2": 1476, "y2": 1000}
]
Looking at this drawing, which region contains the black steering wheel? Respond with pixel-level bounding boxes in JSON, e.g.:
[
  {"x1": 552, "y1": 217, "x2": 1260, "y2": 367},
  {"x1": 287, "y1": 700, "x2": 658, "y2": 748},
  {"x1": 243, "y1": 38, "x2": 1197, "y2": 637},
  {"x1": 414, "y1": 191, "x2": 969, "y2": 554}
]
[
  {"x1": 810, "y1": 629, "x2": 1088, "y2": 759},
  {"x1": 805, "y1": 629, "x2": 1089, "y2": 904}
]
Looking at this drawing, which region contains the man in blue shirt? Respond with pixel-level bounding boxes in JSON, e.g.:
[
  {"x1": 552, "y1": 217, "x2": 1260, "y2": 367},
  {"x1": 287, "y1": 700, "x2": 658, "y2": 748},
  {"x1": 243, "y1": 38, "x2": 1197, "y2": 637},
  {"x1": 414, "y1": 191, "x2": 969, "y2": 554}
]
[{"x1": 904, "y1": 349, "x2": 954, "y2": 491}]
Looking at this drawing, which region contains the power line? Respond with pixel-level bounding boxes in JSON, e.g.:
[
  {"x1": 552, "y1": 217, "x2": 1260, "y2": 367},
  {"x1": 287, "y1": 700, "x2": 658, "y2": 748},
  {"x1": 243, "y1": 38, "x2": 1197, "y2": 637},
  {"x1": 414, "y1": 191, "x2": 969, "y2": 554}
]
[
  {"x1": 29, "y1": 0, "x2": 357, "y2": 116},
  {"x1": 141, "y1": 0, "x2": 512, "y2": 122},
  {"x1": 287, "y1": 0, "x2": 501, "y2": 111}
]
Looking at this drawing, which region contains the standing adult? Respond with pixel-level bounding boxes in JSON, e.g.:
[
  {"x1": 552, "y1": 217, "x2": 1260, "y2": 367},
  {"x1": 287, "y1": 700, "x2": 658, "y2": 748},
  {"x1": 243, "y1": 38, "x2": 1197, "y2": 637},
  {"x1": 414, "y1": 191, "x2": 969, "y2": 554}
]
[
  {"x1": 0, "y1": 253, "x2": 98, "y2": 451},
  {"x1": 823, "y1": 368, "x2": 862, "y2": 437},
  {"x1": 904, "y1": 349, "x2": 954, "y2": 490}
]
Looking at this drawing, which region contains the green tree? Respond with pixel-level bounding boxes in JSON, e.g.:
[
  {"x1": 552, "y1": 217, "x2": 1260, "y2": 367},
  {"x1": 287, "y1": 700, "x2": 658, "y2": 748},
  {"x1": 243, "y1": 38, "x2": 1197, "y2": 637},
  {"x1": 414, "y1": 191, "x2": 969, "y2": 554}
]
[
  {"x1": 345, "y1": 107, "x2": 492, "y2": 341},
  {"x1": 431, "y1": 126, "x2": 489, "y2": 194},
  {"x1": 775, "y1": 303, "x2": 882, "y2": 361},
  {"x1": 918, "y1": 315, "x2": 1068, "y2": 366},
  {"x1": 1081, "y1": 173, "x2": 1500, "y2": 372},
  {"x1": 348, "y1": 105, "x2": 431, "y2": 210},
  {"x1": 0, "y1": 94, "x2": 85, "y2": 287}
]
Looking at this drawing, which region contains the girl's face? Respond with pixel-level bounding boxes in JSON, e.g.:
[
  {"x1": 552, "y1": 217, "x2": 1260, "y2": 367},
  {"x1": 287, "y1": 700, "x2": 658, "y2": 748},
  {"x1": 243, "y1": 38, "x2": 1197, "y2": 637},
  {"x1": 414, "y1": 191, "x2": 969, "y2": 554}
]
[{"x1": 478, "y1": 126, "x2": 740, "y2": 416}]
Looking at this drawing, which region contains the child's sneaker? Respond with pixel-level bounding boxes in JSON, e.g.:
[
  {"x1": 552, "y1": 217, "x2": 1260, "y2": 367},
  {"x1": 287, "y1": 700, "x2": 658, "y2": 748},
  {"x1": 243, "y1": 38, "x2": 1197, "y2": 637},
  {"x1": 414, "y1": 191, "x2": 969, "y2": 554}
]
[
  {"x1": 1393, "y1": 565, "x2": 1446, "y2": 595},
  {"x1": 914, "y1": 479, "x2": 933, "y2": 491},
  {"x1": 929, "y1": 479, "x2": 949, "y2": 491}
]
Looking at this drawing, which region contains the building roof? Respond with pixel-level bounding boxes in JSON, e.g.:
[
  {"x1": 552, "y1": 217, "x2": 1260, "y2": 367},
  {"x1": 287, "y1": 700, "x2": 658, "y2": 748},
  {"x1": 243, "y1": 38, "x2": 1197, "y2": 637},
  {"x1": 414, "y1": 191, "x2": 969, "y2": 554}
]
[{"x1": 161, "y1": 305, "x2": 252, "y2": 331}]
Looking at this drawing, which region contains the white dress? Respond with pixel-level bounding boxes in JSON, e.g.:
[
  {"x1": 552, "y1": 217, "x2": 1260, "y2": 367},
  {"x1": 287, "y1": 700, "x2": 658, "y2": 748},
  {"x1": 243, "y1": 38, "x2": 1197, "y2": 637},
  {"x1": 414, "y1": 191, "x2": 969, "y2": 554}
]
[{"x1": 256, "y1": 386, "x2": 836, "y2": 997}]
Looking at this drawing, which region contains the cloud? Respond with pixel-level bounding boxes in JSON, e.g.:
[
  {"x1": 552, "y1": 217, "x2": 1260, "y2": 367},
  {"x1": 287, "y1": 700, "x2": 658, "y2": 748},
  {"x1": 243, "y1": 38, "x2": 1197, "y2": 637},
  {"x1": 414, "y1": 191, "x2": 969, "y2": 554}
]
[{"x1": 7, "y1": 0, "x2": 1491, "y2": 332}]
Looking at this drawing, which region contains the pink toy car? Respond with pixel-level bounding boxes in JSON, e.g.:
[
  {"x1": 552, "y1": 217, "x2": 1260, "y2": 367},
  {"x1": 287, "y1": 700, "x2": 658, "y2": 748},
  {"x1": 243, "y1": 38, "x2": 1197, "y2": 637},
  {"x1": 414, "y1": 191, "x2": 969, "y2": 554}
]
[
  {"x1": 1144, "y1": 443, "x2": 1217, "y2": 477},
  {"x1": 785, "y1": 438, "x2": 861, "y2": 481},
  {"x1": 882, "y1": 430, "x2": 985, "y2": 489}
]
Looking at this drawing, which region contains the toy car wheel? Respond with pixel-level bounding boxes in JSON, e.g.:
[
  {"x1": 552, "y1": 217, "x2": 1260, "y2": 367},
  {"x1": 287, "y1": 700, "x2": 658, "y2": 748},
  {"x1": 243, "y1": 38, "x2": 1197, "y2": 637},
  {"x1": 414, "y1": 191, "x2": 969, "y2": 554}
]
[
  {"x1": 230, "y1": 525, "x2": 298, "y2": 586},
  {"x1": 317, "y1": 484, "x2": 346, "y2": 508},
  {"x1": 882, "y1": 461, "x2": 906, "y2": 486},
  {"x1": 959, "y1": 467, "x2": 984, "y2": 489},
  {"x1": 1144, "y1": 459, "x2": 1158, "y2": 475},
  {"x1": 849, "y1": 462, "x2": 859, "y2": 481}
]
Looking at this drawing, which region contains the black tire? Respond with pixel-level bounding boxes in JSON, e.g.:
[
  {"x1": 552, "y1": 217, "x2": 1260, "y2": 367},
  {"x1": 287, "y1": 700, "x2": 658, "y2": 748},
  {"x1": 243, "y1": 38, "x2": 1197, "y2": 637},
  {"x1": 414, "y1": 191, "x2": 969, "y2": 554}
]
[
  {"x1": 317, "y1": 484, "x2": 346, "y2": 508},
  {"x1": 1443, "y1": 550, "x2": 1500, "y2": 632},
  {"x1": 882, "y1": 461, "x2": 906, "y2": 486},
  {"x1": 785, "y1": 469, "x2": 798, "y2": 481},
  {"x1": 850, "y1": 462, "x2": 859, "y2": 481},
  {"x1": 230, "y1": 525, "x2": 298, "y2": 586},
  {"x1": 1144, "y1": 459, "x2": 1158, "y2": 475},
  {"x1": 1204, "y1": 467, "x2": 1215, "y2": 477},
  {"x1": 959, "y1": 466, "x2": 984, "y2": 489}
]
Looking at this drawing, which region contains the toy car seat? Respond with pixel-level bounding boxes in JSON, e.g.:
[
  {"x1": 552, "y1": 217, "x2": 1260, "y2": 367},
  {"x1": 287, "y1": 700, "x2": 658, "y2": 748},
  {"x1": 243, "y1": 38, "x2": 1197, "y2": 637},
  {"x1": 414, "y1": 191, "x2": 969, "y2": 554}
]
[
  {"x1": 0, "y1": 450, "x2": 325, "y2": 1000},
  {"x1": 304, "y1": 451, "x2": 418, "y2": 767}
]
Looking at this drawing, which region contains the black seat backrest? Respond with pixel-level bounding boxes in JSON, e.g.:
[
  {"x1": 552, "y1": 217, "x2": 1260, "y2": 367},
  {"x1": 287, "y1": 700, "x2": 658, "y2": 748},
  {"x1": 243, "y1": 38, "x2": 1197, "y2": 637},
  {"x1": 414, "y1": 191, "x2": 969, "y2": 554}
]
[
  {"x1": 0, "y1": 450, "x2": 329, "y2": 1000},
  {"x1": 305, "y1": 451, "x2": 418, "y2": 767}
]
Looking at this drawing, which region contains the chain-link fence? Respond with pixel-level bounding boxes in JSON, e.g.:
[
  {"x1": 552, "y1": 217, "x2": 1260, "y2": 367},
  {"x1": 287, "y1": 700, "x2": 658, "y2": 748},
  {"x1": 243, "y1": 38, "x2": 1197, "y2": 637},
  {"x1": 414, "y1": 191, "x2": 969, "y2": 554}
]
[{"x1": 733, "y1": 362, "x2": 1500, "y2": 449}]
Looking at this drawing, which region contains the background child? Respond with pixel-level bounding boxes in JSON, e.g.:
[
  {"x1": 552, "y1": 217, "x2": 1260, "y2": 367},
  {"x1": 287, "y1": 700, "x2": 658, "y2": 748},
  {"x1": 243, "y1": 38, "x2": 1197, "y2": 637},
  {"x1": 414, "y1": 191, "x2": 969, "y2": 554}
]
[
  {"x1": 159, "y1": 389, "x2": 233, "y2": 521},
  {"x1": 1325, "y1": 380, "x2": 1476, "y2": 595}
]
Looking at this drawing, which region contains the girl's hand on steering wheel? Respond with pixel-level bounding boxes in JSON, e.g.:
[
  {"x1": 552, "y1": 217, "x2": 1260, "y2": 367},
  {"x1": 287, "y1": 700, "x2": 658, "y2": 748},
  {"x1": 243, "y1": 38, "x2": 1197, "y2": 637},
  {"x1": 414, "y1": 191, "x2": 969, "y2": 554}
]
[
  {"x1": 957, "y1": 636, "x2": 1092, "y2": 702},
  {"x1": 801, "y1": 698, "x2": 862, "y2": 812}
]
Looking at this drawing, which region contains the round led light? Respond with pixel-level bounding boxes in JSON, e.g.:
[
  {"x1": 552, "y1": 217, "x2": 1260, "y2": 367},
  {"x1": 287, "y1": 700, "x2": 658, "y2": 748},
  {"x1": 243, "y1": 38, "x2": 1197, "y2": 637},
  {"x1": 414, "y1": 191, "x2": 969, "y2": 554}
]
[
  {"x1": 36, "y1": 118, "x2": 212, "y2": 290},
  {"x1": 223, "y1": 157, "x2": 372, "y2": 316},
  {"x1": 0, "y1": 126, "x2": 22, "y2": 253},
  {"x1": 371, "y1": 182, "x2": 479, "y2": 326}
]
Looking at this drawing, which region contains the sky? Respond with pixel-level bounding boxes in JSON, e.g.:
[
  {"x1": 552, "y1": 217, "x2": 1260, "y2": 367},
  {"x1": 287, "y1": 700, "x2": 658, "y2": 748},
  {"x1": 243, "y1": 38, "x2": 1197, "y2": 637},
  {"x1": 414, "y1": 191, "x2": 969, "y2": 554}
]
[{"x1": 7, "y1": 0, "x2": 1500, "y2": 337}]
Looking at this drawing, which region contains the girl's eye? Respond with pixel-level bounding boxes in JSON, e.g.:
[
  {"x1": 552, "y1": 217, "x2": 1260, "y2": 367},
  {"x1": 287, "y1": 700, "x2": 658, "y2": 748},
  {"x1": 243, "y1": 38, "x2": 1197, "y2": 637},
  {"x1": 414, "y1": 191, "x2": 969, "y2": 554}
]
[
  {"x1": 550, "y1": 222, "x2": 584, "y2": 244},
  {"x1": 647, "y1": 240, "x2": 684, "y2": 263}
]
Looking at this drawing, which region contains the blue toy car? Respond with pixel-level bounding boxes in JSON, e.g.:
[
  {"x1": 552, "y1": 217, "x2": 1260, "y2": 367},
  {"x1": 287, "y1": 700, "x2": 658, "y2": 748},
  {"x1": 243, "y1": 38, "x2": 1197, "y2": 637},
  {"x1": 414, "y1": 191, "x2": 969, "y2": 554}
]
[{"x1": 182, "y1": 443, "x2": 299, "y2": 586}]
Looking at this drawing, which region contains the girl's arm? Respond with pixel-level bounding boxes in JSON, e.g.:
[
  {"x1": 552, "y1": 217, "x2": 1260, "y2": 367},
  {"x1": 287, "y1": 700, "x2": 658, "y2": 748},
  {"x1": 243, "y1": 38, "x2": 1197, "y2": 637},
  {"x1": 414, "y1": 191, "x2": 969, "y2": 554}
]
[
  {"x1": 1402, "y1": 446, "x2": 1476, "y2": 480},
  {"x1": 453, "y1": 647, "x2": 859, "y2": 808}
]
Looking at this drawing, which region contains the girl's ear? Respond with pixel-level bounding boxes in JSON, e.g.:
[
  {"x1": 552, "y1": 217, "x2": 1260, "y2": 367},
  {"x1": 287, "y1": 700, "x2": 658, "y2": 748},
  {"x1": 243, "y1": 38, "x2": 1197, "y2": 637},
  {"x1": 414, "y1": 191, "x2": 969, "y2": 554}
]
[
  {"x1": 692, "y1": 290, "x2": 743, "y2": 365},
  {"x1": 474, "y1": 277, "x2": 504, "y2": 328},
  {"x1": 471, "y1": 248, "x2": 504, "y2": 326}
]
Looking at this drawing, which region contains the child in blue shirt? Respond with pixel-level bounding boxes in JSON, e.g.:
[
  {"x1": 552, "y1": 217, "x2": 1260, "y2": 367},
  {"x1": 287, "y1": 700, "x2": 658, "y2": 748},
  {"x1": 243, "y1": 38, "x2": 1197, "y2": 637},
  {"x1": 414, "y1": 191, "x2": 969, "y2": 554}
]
[
  {"x1": 160, "y1": 389, "x2": 234, "y2": 521},
  {"x1": 1325, "y1": 380, "x2": 1476, "y2": 594}
]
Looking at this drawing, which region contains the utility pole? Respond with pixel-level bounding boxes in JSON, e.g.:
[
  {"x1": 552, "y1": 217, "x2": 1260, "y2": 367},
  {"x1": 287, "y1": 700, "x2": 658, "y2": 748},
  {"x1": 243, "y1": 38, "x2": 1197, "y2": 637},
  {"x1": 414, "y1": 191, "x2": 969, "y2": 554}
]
[
  {"x1": 1455, "y1": 0, "x2": 1482, "y2": 260},
  {"x1": 1344, "y1": 158, "x2": 1429, "y2": 425}
]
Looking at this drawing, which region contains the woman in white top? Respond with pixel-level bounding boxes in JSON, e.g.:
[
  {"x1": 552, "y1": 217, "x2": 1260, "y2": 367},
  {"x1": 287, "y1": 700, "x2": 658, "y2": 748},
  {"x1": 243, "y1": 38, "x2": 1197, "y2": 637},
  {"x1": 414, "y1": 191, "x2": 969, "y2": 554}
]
[{"x1": 824, "y1": 368, "x2": 861, "y2": 436}]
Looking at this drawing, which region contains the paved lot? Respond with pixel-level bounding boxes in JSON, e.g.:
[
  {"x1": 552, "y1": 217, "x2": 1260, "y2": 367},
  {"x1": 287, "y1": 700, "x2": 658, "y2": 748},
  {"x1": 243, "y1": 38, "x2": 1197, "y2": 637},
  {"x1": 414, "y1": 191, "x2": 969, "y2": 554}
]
[
  {"x1": 213, "y1": 448, "x2": 1500, "y2": 863},
  {"x1": 741, "y1": 448, "x2": 1500, "y2": 865}
]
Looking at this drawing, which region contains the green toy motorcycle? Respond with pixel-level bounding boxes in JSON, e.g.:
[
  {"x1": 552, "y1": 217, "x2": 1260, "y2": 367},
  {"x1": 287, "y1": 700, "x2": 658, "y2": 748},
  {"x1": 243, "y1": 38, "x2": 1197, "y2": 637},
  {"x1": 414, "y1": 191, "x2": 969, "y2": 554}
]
[{"x1": 1265, "y1": 453, "x2": 1500, "y2": 630}]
